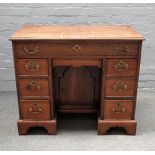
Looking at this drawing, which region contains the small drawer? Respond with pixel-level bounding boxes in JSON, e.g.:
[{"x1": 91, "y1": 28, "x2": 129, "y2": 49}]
[
  {"x1": 16, "y1": 59, "x2": 48, "y2": 76},
  {"x1": 19, "y1": 79, "x2": 49, "y2": 97},
  {"x1": 105, "y1": 78, "x2": 136, "y2": 97},
  {"x1": 103, "y1": 100, "x2": 133, "y2": 120},
  {"x1": 20, "y1": 100, "x2": 51, "y2": 120},
  {"x1": 106, "y1": 59, "x2": 138, "y2": 76},
  {"x1": 15, "y1": 43, "x2": 139, "y2": 57}
]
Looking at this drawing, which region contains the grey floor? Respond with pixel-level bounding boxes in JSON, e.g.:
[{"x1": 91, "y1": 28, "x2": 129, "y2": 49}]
[{"x1": 0, "y1": 90, "x2": 155, "y2": 151}]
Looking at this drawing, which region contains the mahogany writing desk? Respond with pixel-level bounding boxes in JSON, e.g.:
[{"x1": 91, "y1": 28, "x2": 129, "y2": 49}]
[{"x1": 10, "y1": 25, "x2": 144, "y2": 135}]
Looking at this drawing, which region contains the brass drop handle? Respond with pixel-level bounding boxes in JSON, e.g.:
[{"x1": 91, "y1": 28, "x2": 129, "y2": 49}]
[
  {"x1": 114, "y1": 61, "x2": 129, "y2": 72},
  {"x1": 112, "y1": 107, "x2": 126, "y2": 114},
  {"x1": 113, "y1": 80, "x2": 127, "y2": 92},
  {"x1": 27, "y1": 80, "x2": 41, "y2": 91},
  {"x1": 114, "y1": 46, "x2": 130, "y2": 54},
  {"x1": 24, "y1": 46, "x2": 39, "y2": 54},
  {"x1": 112, "y1": 102, "x2": 126, "y2": 114},
  {"x1": 25, "y1": 61, "x2": 40, "y2": 71},
  {"x1": 72, "y1": 44, "x2": 82, "y2": 51},
  {"x1": 29, "y1": 103, "x2": 42, "y2": 114}
]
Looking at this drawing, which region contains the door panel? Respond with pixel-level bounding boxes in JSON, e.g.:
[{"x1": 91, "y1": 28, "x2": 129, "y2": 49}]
[{"x1": 54, "y1": 66, "x2": 101, "y2": 112}]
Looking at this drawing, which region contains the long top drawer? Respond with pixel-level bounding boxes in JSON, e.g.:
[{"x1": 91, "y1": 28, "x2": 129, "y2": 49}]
[{"x1": 14, "y1": 43, "x2": 139, "y2": 57}]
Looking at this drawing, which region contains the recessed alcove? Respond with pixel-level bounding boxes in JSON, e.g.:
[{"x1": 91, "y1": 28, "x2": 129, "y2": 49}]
[{"x1": 54, "y1": 65, "x2": 101, "y2": 113}]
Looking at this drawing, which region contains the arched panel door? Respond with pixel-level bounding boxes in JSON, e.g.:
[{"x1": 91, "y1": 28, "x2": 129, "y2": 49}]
[{"x1": 54, "y1": 66, "x2": 100, "y2": 112}]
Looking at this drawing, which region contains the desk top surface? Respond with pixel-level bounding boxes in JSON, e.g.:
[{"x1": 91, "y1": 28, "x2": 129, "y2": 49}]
[{"x1": 10, "y1": 25, "x2": 144, "y2": 41}]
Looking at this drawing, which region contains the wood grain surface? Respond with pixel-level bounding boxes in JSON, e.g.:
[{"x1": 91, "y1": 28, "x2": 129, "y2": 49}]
[{"x1": 10, "y1": 25, "x2": 144, "y2": 40}]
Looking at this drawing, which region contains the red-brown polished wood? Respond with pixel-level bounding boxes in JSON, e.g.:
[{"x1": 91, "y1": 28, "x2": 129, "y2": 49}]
[
  {"x1": 17, "y1": 59, "x2": 49, "y2": 76},
  {"x1": 18, "y1": 78, "x2": 50, "y2": 98},
  {"x1": 10, "y1": 25, "x2": 144, "y2": 135},
  {"x1": 20, "y1": 100, "x2": 51, "y2": 120},
  {"x1": 103, "y1": 100, "x2": 133, "y2": 120},
  {"x1": 14, "y1": 43, "x2": 140, "y2": 57},
  {"x1": 105, "y1": 78, "x2": 136, "y2": 97},
  {"x1": 106, "y1": 59, "x2": 137, "y2": 76}
]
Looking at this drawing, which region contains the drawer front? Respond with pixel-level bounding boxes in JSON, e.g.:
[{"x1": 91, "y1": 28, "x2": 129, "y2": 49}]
[
  {"x1": 103, "y1": 100, "x2": 133, "y2": 120},
  {"x1": 15, "y1": 43, "x2": 139, "y2": 57},
  {"x1": 19, "y1": 79, "x2": 49, "y2": 97},
  {"x1": 16, "y1": 59, "x2": 48, "y2": 75},
  {"x1": 106, "y1": 59, "x2": 138, "y2": 76},
  {"x1": 20, "y1": 100, "x2": 51, "y2": 120},
  {"x1": 105, "y1": 79, "x2": 136, "y2": 97}
]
